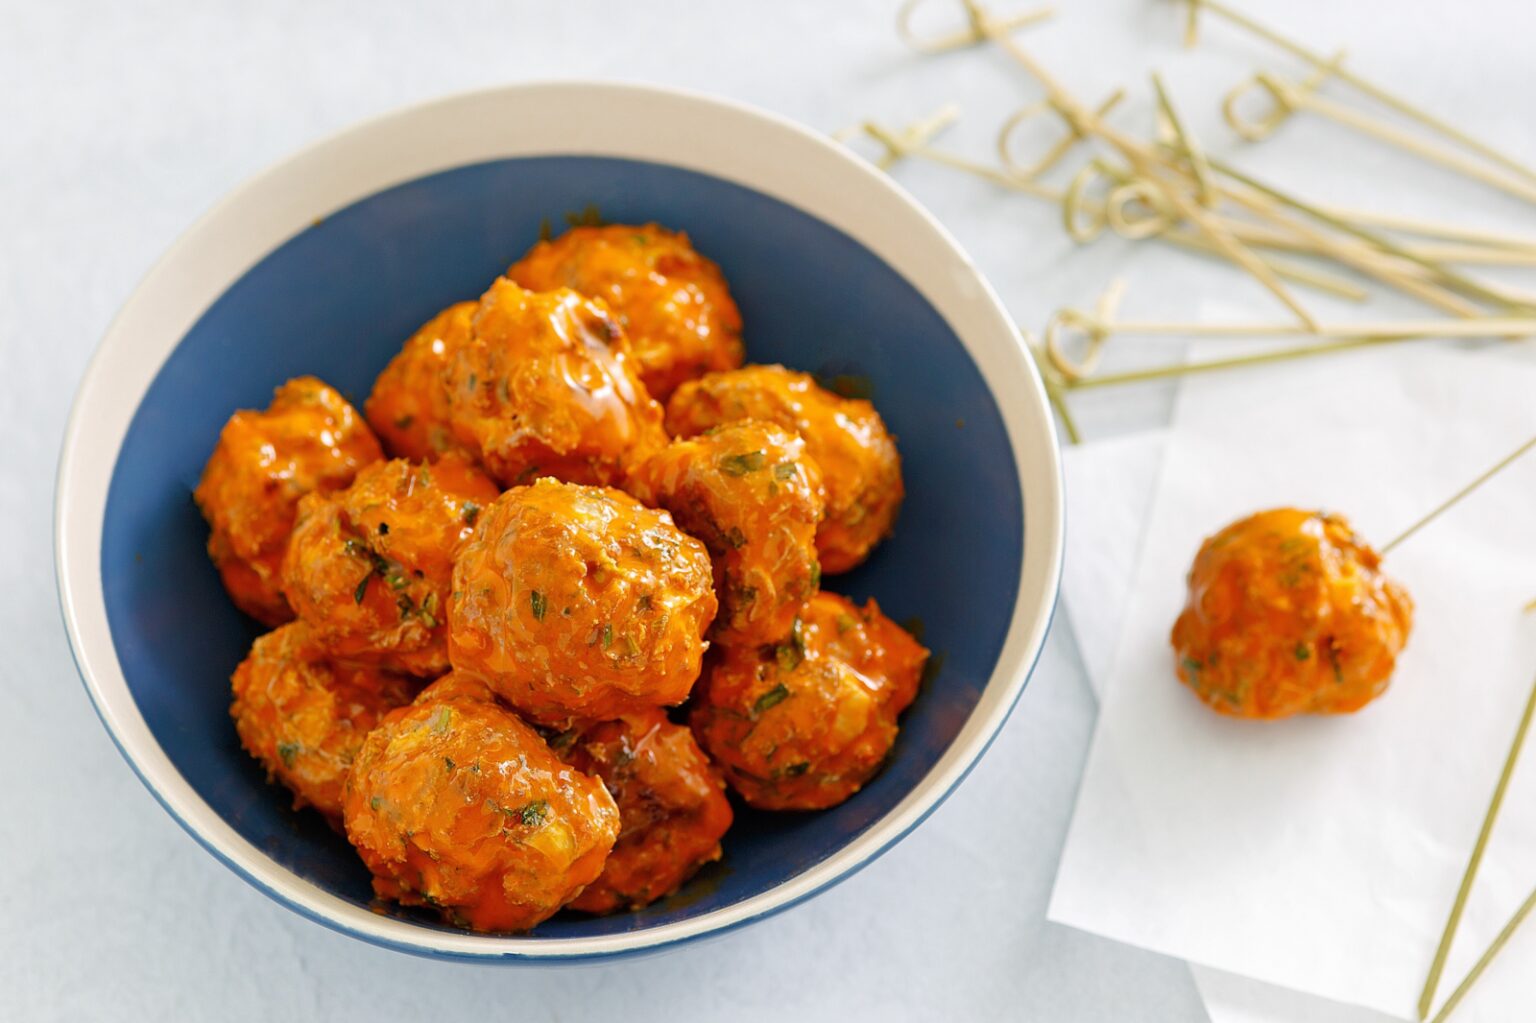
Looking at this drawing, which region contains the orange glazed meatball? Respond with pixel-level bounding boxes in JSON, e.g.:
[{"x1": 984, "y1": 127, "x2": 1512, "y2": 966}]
[
  {"x1": 365, "y1": 302, "x2": 477, "y2": 461},
  {"x1": 230, "y1": 621, "x2": 415, "y2": 823},
  {"x1": 194, "y1": 376, "x2": 382, "y2": 625},
  {"x1": 282, "y1": 454, "x2": 498, "y2": 677},
  {"x1": 343, "y1": 674, "x2": 620, "y2": 932},
  {"x1": 627, "y1": 421, "x2": 824, "y2": 648},
  {"x1": 555, "y1": 710, "x2": 733, "y2": 914},
  {"x1": 449, "y1": 479, "x2": 717, "y2": 726},
  {"x1": 444, "y1": 278, "x2": 667, "y2": 488},
  {"x1": 1171, "y1": 508, "x2": 1414, "y2": 719},
  {"x1": 690, "y1": 591, "x2": 929, "y2": 810},
  {"x1": 666, "y1": 365, "x2": 903, "y2": 574},
  {"x1": 802, "y1": 591, "x2": 929, "y2": 718},
  {"x1": 508, "y1": 224, "x2": 744, "y2": 401}
]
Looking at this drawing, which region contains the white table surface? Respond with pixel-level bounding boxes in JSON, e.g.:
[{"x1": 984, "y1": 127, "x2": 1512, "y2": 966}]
[{"x1": 5, "y1": 0, "x2": 1531, "y2": 1019}]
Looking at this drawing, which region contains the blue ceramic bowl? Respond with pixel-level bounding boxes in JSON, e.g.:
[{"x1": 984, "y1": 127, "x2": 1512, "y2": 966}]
[{"x1": 55, "y1": 82, "x2": 1063, "y2": 960}]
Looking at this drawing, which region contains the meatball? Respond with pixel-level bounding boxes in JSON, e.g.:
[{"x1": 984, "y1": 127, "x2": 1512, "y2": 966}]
[
  {"x1": 1171, "y1": 508, "x2": 1414, "y2": 719},
  {"x1": 554, "y1": 710, "x2": 733, "y2": 914},
  {"x1": 800, "y1": 591, "x2": 929, "y2": 717},
  {"x1": 666, "y1": 365, "x2": 903, "y2": 574},
  {"x1": 448, "y1": 479, "x2": 717, "y2": 726},
  {"x1": 627, "y1": 421, "x2": 824, "y2": 648},
  {"x1": 365, "y1": 302, "x2": 477, "y2": 461},
  {"x1": 229, "y1": 621, "x2": 416, "y2": 823},
  {"x1": 282, "y1": 454, "x2": 499, "y2": 676},
  {"x1": 690, "y1": 590, "x2": 928, "y2": 810},
  {"x1": 508, "y1": 223, "x2": 744, "y2": 401},
  {"x1": 444, "y1": 278, "x2": 667, "y2": 488},
  {"x1": 343, "y1": 673, "x2": 620, "y2": 933},
  {"x1": 194, "y1": 376, "x2": 382, "y2": 625}
]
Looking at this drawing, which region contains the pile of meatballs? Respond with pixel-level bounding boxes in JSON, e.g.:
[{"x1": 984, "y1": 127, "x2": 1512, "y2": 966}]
[{"x1": 192, "y1": 222, "x2": 928, "y2": 932}]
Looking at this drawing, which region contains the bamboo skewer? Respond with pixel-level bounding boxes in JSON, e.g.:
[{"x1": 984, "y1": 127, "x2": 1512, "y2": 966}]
[
  {"x1": 959, "y1": 1, "x2": 1519, "y2": 322},
  {"x1": 1047, "y1": 317, "x2": 1536, "y2": 341},
  {"x1": 1315, "y1": 209, "x2": 1536, "y2": 253},
  {"x1": 1222, "y1": 52, "x2": 1346, "y2": 142},
  {"x1": 1061, "y1": 334, "x2": 1418, "y2": 390},
  {"x1": 896, "y1": 0, "x2": 1054, "y2": 54},
  {"x1": 1185, "y1": 0, "x2": 1536, "y2": 188},
  {"x1": 1428, "y1": 886, "x2": 1536, "y2": 1023},
  {"x1": 1254, "y1": 73, "x2": 1536, "y2": 208},
  {"x1": 960, "y1": 1, "x2": 1320, "y2": 328},
  {"x1": 1379, "y1": 432, "x2": 1536, "y2": 555},
  {"x1": 846, "y1": 116, "x2": 1370, "y2": 301},
  {"x1": 1418, "y1": 669, "x2": 1536, "y2": 1020},
  {"x1": 998, "y1": 89, "x2": 1124, "y2": 180},
  {"x1": 1152, "y1": 73, "x2": 1215, "y2": 206},
  {"x1": 1201, "y1": 155, "x2": 1536, "y2": 315}
]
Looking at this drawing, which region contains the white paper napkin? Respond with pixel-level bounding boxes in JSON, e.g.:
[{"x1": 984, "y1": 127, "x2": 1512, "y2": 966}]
[
  {"x1": 1062, "y1": 437, "x2": 1400, "y2": 1023},
  {"x1": 1050, "y1": 342, "x2": 1536, "y2": 1020}
]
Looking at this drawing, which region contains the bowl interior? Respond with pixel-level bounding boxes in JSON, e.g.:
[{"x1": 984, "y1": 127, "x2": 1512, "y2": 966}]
[{"x1": 99, "y1": 155, "x2": 1022, "y2": 939}]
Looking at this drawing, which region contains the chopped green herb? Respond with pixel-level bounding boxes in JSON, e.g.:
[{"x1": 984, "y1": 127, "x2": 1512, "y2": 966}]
[
  {"x1": 719, "y1": 451, "x2": 767, "y2": 476},
  {"x1": 1293, "y1": 643, "x2": 1311, "y2": 661},
  {"x1": 774, "y1": 618, "x2": 807, "y2": 672},
  {"x1": 354, "y1": 573, "x2": 371, "y2": 604},
  {"x1": 378, "y1": 522, "x2": 390, "y2": 535},
  {"x1": 461, "y1": 502, "x2": 480, "y2": 526},
  {"x1": 538, "y1": 217, "x2": 553, "y2": 242},
  {"x1": 754, "y1": 683, "x2": 790, "y2": 715},
  {"x1": 784, "y1": 762, "x2": 809, "y2": 777},
  {"x1": 623, "y1": 634, "x2": 640, "y2": 658},
  {"x1": 466, "y1": 372, "x2": 478, "y2": 391},
  {"x1": 530, "y1": 590, "x2": 547, "y2": 621},
  {"x1": 632, "y1": 233, "x2": 650, "y2": 245},
  {"x1": 276, "y1": 741, "x2": 300, "y2": 769},
  {"x1": 444, "y1": 757, "x2": 456, "y2": 771},
  {"x1": 430, "y1": 707, "x2": 452, "y2": 733},
  {"x1": 807, "y1": 562, "x2": 821, "y2": 592},
  {"x1": 601, "y1": 623, "x2": 613, "y2": 649},
  {"x1": 1181, "y1": 656, "x2": 1203, "y2": 678},
  {"x1": 370, "y1": 795, "x2": 384, "y2": 811},
  {"x1": 773, "y1": 461, "x2": 798, "y2": 481},
  {"x1": 513, "y1": 800, "x2": 549, "y2": 827},
  {"x1": 393, "y1": 414, "x2": 414, "y2": 429},
  {"x1": 835, "y1": 613, "x2": 858, "y2": 634}
]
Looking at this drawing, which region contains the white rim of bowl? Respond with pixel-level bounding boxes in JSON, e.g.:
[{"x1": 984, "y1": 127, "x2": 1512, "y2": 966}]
[{"x1": 54, "y1": 80, "x2": 1064, "y2": 959}]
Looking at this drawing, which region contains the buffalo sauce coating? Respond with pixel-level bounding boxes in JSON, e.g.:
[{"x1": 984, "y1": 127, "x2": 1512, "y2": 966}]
[
  {"x1": 343, "y1": 674, "x2": 619, "y2": 933},
  {"x1": 1170, "y1": 507, "x2": 1414, "y2": 719},
  {"x1": 230, "y1": 621, "x2": 416, "y2": 823},
  {"x1": 444, "y1": 278, "x2": 668, "y2": 488},
  {"x1": 281, "y1": 454, "x2": 499, "y2": 677},
  {"x1": 627, "y1": 420, "x2": 825, "y2": 648},
  {"x1": 554, "y1": 709, "x2": 733, "y2": 914},
  {"x1": 448, "y1": 479, "x2": 717, "y2": 727},
  {"x1": 365, "y1": 302, "x2": 477, "y2": 461},
  {"x1": 666, "y1": 365, "x2": 903, "y2": 575},
  {"x1": 803, "y1": 591, "x2": 929, "y2": 718},
  {"x1": 508, "y1": 223, "x2": 744, "y2": 401},
  {"x1": 689, "y1": 590, "x2": 929, "y2": 810},
  {"x1": 194, "y1": 376, "x2": 382, "y2": 625}
]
